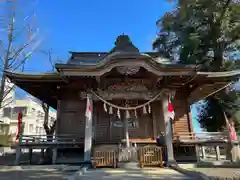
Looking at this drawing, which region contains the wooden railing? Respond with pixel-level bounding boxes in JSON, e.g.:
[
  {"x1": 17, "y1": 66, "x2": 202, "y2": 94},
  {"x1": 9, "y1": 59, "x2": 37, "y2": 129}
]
[
  {"x1": 12, "y1": 134, "x2": 84, "y2": 147},
  {"x1": 121, "y1": 138, "x2": 156, "y2": 144},
  {"x1": 138, "y1": 145, "x2": 163, "y2": 168},
  {"x1": 173, "y1": 132, "x2": 228, "y2": 142}
]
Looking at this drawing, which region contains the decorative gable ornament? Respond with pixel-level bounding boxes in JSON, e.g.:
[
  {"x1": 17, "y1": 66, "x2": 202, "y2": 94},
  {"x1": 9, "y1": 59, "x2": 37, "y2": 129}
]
[
  {"x1": 110, "y1": 34, "x2": 139, "y2": 53},
  {"x1": 116, "y1": 66, "x2": 140, "y2": 75}
]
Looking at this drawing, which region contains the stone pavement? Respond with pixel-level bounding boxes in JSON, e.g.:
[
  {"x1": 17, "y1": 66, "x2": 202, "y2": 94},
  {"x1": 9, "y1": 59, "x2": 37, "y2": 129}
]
[
  {"x1": 189, "y1": 168, "x2": 240, "y2": 179},
  {"x1": 74, "y1": 168, "x2": 192, "y2": 180},
  {"x1": 0, "y1": 165, "x2": 192, "y2": 180},
  {"x1": 179, "y1": 163, "x2": 240, "y2": 179}
]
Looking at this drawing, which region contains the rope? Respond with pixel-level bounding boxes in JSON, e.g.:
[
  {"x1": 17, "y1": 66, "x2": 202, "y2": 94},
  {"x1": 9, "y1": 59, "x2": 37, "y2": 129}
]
[{"x1": 90, "y1": 90, "x2": 165, "y2": 110}]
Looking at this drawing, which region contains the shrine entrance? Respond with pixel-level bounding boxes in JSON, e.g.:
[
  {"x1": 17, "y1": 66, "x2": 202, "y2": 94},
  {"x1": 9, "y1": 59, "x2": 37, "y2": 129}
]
[
  {"x1": 91, "y1": 90, "x2": 170, "y2": 147},
  {"x1": 6, "y1": 35, "x2": 238, "y2": 166}
]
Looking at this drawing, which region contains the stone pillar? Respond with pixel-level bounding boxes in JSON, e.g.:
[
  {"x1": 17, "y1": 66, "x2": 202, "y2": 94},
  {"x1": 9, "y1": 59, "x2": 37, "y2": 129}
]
[
  {"x1": 84, "y1": 94, "x2": 93, "y2": 162},
  {"x1": 161, "y1": 93, "x2": 176, "y2": 165},
  {"x1": 15, "y1": 145, "x2": 21, "y2": 165},
  {"x1": 201, "y1": 146, "x2": 206, "y2": 159}
]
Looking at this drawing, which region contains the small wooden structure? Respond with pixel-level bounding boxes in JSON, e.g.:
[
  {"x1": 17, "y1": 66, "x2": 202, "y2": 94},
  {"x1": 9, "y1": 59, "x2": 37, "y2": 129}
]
[
  {"x1": 92, "y1": 147, "x2": 117, "y2": 168},
  {"x1": 139, "y1": 146, "x2": 163, "y2": 168},
  {"x1": 5, "y1": 35, "x2": 240, "y2": 166}
]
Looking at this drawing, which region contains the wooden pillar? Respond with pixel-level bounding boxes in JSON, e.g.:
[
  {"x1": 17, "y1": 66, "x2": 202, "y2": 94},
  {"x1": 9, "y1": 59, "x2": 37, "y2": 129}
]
[
  {"x1": 52, "y1": 148, "x2": 57, "y2": 164},
  {"x1": 28, "y1": 146, "x2": 32, "y2": 164},
  {"x1": 84, "y1": 94, "x2": 93, "y2": 162},
  {"x1": 52, "y1": 99, "x2": 60, "y2": 164},
  {"x1": 231, "y1": 144, "x2": 240, "y2": 162},
  {"x1": 124, "y1": 118, "x2": 130, "y2": 148},
  {"x1": 223, "y1": 112, "x2": 240, "y2": 162},
  {"x1": 55, "y1": 100, "x2": 61, "y2": 135},
  {"x1": 161, "y1": 93, "x2": 176, "y2": 164},
  {"x1": 152, "y1": 104, "x2": 157, "y2": 138},
  {"x1": 195, "y1": 145, "x2": 200, "y2": 162}
]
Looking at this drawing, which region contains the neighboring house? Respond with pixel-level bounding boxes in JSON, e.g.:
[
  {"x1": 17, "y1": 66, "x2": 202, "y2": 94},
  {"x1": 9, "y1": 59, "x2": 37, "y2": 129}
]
[
  {"x1": 0, "y1": 78, "x2": 15, "y2": 110},
  {"x1": 0, "y1": 97, "x2": 56, "y2": 138}
]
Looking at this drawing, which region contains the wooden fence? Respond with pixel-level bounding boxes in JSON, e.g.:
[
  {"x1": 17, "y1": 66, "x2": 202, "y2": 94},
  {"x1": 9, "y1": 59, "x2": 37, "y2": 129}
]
[{"x1": 138, "y1": 146, "x2": 163, "y2": 168}]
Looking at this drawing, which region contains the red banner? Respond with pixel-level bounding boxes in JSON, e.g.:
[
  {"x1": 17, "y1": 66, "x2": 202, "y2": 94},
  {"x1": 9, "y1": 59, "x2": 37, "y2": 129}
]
[
  {"x1": 229, "y1": 123, "x2": 237, "y2": 141},
  {"x1": 15, "y1": 110, "x2": 23, "y2": 143}
]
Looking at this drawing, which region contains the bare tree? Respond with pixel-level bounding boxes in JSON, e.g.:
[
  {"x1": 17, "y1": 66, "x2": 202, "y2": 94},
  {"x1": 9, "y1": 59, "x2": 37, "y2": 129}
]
[
  {"x1": 40, "y1": 49, "x2": 59, "y2": 163},
  {"x1": 0, "y1": 0, "x2": 42, "y2": 110},
  {"x1": 40, "y1": 49, "x2": 56, "y2": 136}
]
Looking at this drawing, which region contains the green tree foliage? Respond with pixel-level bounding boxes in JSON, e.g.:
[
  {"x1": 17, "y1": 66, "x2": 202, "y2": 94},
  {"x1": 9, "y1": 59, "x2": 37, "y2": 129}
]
[
  {"x1": 198, "y1": 90, "x2": 240, "y2": 131},
  {"x1": 154, "y1": 0, "x2": 240, "y2": 131}
]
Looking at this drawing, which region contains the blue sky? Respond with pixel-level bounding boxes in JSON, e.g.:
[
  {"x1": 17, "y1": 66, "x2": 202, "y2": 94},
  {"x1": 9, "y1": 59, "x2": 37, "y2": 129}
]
[
  {"x1": 14, "y1": 0, "x2": 201, "y2": 131},
  {"x1": 22, "y1": 0, "x2": 174, "y2": 71}
]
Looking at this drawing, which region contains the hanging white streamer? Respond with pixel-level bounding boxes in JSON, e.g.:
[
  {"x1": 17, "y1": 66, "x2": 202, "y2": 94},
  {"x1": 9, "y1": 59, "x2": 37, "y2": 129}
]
[
  {"x1": 148, "y1": 104, "x2": 151, "y2": 113},
  {"x1": 103, "y1": 103, "x2": 107, "y2": 112},
  {"x1": 126, "y1": 110, "x2": 130, "y2": 119},
  {"x1": 117, "y1": 109, "x2": 121, "y2": 119},
  {"x1": 134, "y1": 110, "x2": 138, "y2": 118},
  {"x1": 109, "y1": 106, "x2": 113, "y2": 114},
  {"x1": 143, "y1": 106, "x2": 147, "y2": 114}
]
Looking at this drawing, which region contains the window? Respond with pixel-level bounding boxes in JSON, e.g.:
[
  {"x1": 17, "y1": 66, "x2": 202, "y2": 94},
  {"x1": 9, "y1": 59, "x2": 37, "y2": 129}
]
[
  {"x1": 3, "y1": 107, "x2": 11, "y2": 117},
  {"x1": 31, "y1": 108, "x2": 36, "y2": 113},
  {"x1": 29, "y1": 124, "x2": 34, "y2": 133},
  {"x1": 36, "y1": 127, "x2": 39, "y2": 134},
  {"x1": 39, "y1": 127, "x2": 43, "y2": 134},
  {"x1": 37, "y1": 111, "x2": 44, "y2": 118},
  {"x1": 50, "y1": 117, "x2": 55, "y2": 124},
  {"x1": 13, "y1": 106, "x2": 28, "y2": 116}
]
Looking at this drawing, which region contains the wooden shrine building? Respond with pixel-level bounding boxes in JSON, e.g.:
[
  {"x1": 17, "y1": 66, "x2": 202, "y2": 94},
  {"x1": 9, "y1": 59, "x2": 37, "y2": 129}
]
[{"x1": 5, "y1": 35, "x2": 240, "y2": 164}]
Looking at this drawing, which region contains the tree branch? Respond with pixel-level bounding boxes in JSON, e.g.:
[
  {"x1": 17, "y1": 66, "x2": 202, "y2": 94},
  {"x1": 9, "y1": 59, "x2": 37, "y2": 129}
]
[
  {"x1": 8, "y1": 43, "x2": 29, "y2": 65},
  {"x1": 0, "y1": 98, "x2": 14, "y2": 109}
]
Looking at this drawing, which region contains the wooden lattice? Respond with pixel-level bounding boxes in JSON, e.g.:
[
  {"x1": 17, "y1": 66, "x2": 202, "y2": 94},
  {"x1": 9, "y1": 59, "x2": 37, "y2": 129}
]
[
  {"x1": 138, "y1": 145, "x2": 163, "y2": 168},
  {"x1": 92, "y1": 150, "x2": 117, "y2": 168}
]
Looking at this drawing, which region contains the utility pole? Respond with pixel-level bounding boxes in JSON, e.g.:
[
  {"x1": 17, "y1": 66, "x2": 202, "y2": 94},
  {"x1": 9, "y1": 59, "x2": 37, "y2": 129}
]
[{"x1": 0, "y1": 0, "x2": 15, "y2": 109}]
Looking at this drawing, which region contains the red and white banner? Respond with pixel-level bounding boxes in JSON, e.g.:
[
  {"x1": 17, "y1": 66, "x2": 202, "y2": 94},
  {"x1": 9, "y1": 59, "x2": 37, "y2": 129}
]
[
  {"x1": 168, "y1": 99, "x2": 175, "y2": 120},
  {"x1": 228, "y1": 122, "x2": 237, "y2": 141},
  {"x1": 85, "y1": 96, "x2": 92, "y2": 120},
  {"x1": 15, "y1": 110, "x2": 23, "y2": 143},
  {"x1": 224, "y1": 112, "x2": 237, "y2": 141}
]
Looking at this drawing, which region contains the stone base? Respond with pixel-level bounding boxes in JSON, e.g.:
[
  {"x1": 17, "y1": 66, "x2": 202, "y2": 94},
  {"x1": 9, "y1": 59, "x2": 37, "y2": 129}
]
[
  {"x1": 118, "y1": 162, "x2": 139, "y2": 169},
  {"x1": 166, "y1": 160, "x2": 178, "y2": 167}
]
